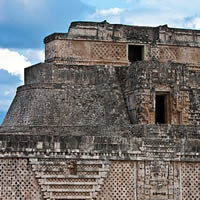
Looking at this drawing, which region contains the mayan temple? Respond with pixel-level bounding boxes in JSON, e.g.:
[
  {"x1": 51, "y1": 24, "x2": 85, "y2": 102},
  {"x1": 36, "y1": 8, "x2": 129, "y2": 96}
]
[{"x1": 0, "y1": 20, "x2": 200, "y2": 199}]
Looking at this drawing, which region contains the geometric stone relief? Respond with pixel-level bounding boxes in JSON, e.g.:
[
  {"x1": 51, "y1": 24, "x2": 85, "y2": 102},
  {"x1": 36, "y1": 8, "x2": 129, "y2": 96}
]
[
  {"x1": 137, "y1": 161, "x2": 180, "y2": 200},
  {"x1": 127, "y1": 92, "x2": 153, "y2": 124},
  {"x1": 91, "y1": 42, "x2": 126, "y2": 60},
  {"x1": 97, "y1": 160, "x2": 200, "y2": 200},
  {"x1": 189, "y1": 90, "x2": 200, "y2": 125},
  {"x1": 128, "y1": 89, "x2": 190, "y2": 125},
  {"x1": 147, "y1": 46, "x2": 177, "y2": 62},
  {"x1": 150, "y1": 46, "x2": 160, "y2": 60},
  {"x1": 160, "y1": 46, "x2": 177, "y2": 61},
  {"x1": 180, "y1": 162, "x2": 200, "y2": 200},
  {"x1": 142, "y1": 138, "x2": 176, "y2": 157},
  {"x1": 0, "y1": 159, "x2": 42, "y2": 200},
  {"x1": 174, "y1": 91, "x2": 190, "y2": 124},
  {"x1": 97, "y1": 161, "x2": 137, "y2": 200},
  {"x1": 0, "y1": 157, "x2": 199, "y2": 200}
]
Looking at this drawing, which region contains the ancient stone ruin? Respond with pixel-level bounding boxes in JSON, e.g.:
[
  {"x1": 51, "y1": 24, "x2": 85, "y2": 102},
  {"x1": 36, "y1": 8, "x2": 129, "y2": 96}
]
[{"x1": 0, "y1": 21, "x2": 200, "y2": 199}]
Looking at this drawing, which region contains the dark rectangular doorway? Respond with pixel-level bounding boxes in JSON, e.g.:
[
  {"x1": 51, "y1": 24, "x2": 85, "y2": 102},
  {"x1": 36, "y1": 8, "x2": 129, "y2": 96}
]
[
  {"x1": 155, "y1": 93, "x2": 171, "y2": 124},
  {"x1": 155, "y1": 95, "x2": 166, "y2": 124},
  {"x1": 128, "y1": 45, "x2": 144, "y2": 62}
]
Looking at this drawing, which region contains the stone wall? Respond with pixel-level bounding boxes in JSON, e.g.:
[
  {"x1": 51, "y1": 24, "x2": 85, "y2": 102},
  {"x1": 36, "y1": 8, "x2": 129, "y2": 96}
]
[
  {"x1": 97, "y1": 161, "x2": 200, "y2": 200},
  {"x1": 146, "y1": 45, "x2": 200, "y2": 66},
  {"x1": 3, "y1": 64, "x2": 129, "y2": 127},
  {"x1": 189, "y1": 89, "x2": 200, "y2": 125},
  {"x1": 45, "y1": 39, "x2": 128, "y2": 66},
  {"x1": 0, "y1": 123, "x2": 200, "y2": 199},
  {"x1": 44, "y1": 38, "x2": 200, "y2": 67},
  {"x1": 0, "y1": 156, "x2": 199, "y2": 200},
  {"x1": 44, "y1": 21, "x2": 200, "y2": 67},
  {"x1": 125, "y1": 60, "x2": 200, "y2": 125},
  {"x1": 3, "y1": 61, "x2": 200, "y2": 127},
  {"x1": 0, "y1": 124, "x2": 200, "y2": 156}
]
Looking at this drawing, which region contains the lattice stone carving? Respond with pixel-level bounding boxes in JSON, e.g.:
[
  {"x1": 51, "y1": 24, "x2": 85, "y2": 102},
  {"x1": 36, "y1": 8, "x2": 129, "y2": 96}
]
[
  {"x1": 92, "y1": 42, "x2": 126, "y2": 60},
  {"x1": 181, "y1": 162, "x2": 200, "y2": 200},
  {"x1": 151, "y1": 46, "x2": 160, "y2": 60},
  {"x1": 97, "y1": 161, "x2": 136, "y2": 200},
  {"x1": 148, "y1": 46, "x2": 178, "y2": 62},
  {"x1": 160, "y1": 46, "x2": 177, "y2": 61},
  {"x1": 0, "y1": 159, "x2": 42, "y2": 200}
]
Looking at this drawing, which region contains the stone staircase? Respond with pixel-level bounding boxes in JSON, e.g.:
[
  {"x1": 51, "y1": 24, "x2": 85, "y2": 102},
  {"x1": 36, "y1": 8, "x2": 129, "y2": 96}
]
[
  {"x1": 147, "y1": 125, "x2": 171, "y2": 137},
  {"x1": 142, "y1": 126, "x2": 176, "y2": 158},
  {"x1": 29, "y1": 158, "x2": 110, "y2": 200}
]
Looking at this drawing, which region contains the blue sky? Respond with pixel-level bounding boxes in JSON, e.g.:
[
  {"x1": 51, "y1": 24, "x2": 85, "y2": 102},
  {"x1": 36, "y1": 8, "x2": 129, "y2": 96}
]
[{"x1": 0, "y1": 0, "x2": 200, "y2": 124}]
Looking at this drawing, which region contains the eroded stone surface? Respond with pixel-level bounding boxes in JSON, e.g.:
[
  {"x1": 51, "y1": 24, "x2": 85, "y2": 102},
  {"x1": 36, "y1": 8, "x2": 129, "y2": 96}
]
[{"x1": 0, "y1": 21, "x2": 200, "y2": 200}]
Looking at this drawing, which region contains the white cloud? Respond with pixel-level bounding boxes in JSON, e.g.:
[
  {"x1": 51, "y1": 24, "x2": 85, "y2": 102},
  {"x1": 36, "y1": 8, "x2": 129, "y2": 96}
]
[
  {"x1": 34, "y1": 50, "x2": 45, "y2": 62},
  {"x1": 89, "y1": 7, "x2": 124, "y2": 18},
  {"x1": 4, "y1": 90, "x2": 13, "y2": 97},
  {"x1": 0, "y1": 48, "x2": 44, "y2": 114},
  {"x1": 185, "y1": 17, "x2": 200, "y2": 29},
  {"x1": 0, "y1": 48, "x2": 44, "y2": 81},
  {"x1": 97, "y1": 8, "x2": 124, "y2": 16},
  {"x1": 135, "y1": 0, "x2": 200, "y2": 28},
  {"x1": 0, "y1": 48, "x2": 31, "y2": 81},
  {"x1": 21, "y1": 49, "x2": 45, "y2": 64},
  {"x1": 85, "y1": 0, "x2": 200, "y2": 29},
  {"x1": 193, "y1": 18, "x2": 200, "y2": 29},
  {"x1": 88, "y1": 8, "x2": 124, "y2": 24},
  {"x1": 140, "y1": 0, "x2": 200, "y2": 11},
  {"x1": 123, "y1": 11, "x2": 185, "y2": 27}
]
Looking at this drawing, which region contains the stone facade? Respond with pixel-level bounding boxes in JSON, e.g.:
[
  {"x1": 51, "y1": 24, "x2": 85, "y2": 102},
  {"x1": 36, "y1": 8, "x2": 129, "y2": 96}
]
[
  {"x1": 0, "y1": 21, "x2": 200, "y2": 200},
  {"x1": 44, "y1": 21, "x2": 200, "y2": 68}
]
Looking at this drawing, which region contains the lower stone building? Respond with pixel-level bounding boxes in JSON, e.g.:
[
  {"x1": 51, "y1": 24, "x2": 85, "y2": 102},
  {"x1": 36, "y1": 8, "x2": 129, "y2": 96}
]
[{"x1": 0, "y1": 21, "x2": 199, "y2": 200}]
